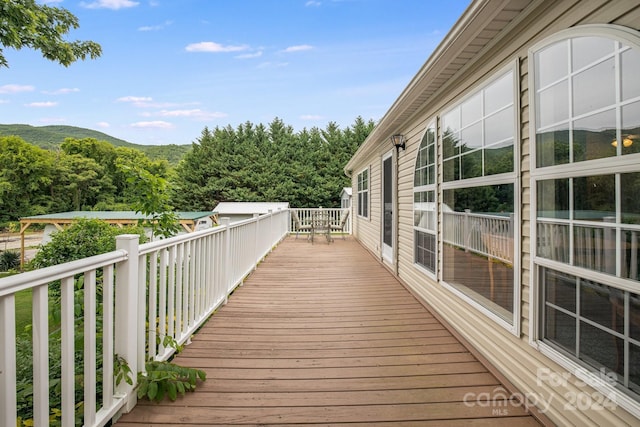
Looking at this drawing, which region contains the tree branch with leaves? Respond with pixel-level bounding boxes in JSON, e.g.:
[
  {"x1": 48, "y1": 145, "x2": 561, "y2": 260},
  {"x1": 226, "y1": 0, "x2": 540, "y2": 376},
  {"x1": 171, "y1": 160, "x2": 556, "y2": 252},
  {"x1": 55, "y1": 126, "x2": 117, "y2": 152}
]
[{"x1": 0, "y1": 0, "x2": 101, "y2": 68}]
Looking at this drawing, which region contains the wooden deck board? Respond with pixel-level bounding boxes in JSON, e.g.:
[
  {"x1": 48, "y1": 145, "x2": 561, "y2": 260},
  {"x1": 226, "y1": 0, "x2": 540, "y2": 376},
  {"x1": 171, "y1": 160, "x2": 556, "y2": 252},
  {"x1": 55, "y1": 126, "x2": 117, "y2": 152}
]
[{"x1": 115, "y1": 236, "x2": 545, "y2": 426}]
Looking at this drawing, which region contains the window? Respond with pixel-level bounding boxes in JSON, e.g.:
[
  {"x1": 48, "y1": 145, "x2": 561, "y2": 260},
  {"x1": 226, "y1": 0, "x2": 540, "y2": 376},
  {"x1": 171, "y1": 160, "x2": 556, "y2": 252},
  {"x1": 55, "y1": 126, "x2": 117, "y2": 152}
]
[
  {"x1": 414, "y1": 122, "x2": 437, "y2": 274},
  {"x1": 441, "y1": 67, "x2": 517, "y2": 326},
  {"x1": 443, "y1": 71, "x2": 515, "y2": 181},
  {"x1": 531, "y1": 29, "x2": 640, "y2": 402},
  {"x1": 357, "y1": 168, "x2": 369, "y2": 218}
]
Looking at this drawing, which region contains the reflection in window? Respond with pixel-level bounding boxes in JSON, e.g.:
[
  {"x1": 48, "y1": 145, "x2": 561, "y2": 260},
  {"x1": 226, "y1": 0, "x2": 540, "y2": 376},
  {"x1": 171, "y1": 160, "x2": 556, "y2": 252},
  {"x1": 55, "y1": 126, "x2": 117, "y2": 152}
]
[
  {"x1": 535, "y1": 38, "x2": 640, "y2": 167},
  {"x1": 442, "y1": 70, "x2": 514, "y2": 182},
  {"x1": 414, "y1": 123, "x2": 437, "y2": 274},
  {"x1": 533, "y1": 33, "x2": 640, "y2": 402},
  {"x1": 573, "y1": 109, "x2": 617, "y2": 162},
  {"x1": 541, "y1": 267, "x2": 640, "y2": 395},
  {"x1": 536, "y1": 126, "x2": 570, "y2": 167},
  {"x1": 536, "y1": 174, "x2": 640, "y2": 279},
  {"x1": 442, "y1": 184, "x2": 514, "y2": 322},
  {"x1": 622, "y1": 101, "x2": 640, "y2": 156}
]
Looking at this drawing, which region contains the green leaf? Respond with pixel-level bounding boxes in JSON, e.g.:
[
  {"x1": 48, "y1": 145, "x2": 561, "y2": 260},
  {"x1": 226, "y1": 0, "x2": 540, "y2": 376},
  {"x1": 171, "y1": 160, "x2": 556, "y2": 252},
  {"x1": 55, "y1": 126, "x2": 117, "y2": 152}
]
[
  {"x1": 167, "y1": 382, "x2": 177, "y2": 401},
  {"x1": 147, "y1": 381, "x2": 158, "y2": 401}
]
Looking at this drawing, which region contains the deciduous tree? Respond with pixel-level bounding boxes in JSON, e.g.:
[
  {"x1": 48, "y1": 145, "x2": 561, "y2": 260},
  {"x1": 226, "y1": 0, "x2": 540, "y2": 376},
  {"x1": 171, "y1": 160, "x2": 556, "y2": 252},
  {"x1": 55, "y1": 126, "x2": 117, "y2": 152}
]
[{"x1": 0, "y1": 0, "x2": 101, "y2": 67}]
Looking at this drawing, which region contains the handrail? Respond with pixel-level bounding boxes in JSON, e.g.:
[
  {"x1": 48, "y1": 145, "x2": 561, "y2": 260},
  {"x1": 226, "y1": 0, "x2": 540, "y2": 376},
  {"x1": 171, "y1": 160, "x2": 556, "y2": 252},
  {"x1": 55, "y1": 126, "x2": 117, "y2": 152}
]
[
  {"x1": 290, "y1": 208, "x2": 352, "y2": 235},
  {"x1": 0, "y1": 250, "x2": 128, "y2": 297},
  {"x1": 443, "y1": 210, "x2": 514, "y2": 264},
  {"x1": 0, "y1": 208, "x2": 290, "y2": 427}
]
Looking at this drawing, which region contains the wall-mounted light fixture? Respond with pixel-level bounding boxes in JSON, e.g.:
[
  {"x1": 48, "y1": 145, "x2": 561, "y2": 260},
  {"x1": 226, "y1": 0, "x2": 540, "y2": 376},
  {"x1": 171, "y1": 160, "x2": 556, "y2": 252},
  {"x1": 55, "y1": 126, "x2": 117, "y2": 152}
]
[
  {"x1": 390, "y1": 134, "x2": 405, "y2": 152},
  {"x1": 611, "y1": 137, "x2": 634, "y2": 148}
]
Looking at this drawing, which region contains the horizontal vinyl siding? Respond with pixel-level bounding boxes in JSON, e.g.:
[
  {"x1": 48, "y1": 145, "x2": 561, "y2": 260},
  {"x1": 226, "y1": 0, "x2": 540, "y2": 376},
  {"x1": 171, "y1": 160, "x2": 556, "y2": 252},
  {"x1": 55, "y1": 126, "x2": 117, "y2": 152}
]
[
  {"x1": 352, "y1": 155, "x2": 382, "y2": 258},
  {"x1": 346, "y1": 1, "x2": 640, "y2": 425}
]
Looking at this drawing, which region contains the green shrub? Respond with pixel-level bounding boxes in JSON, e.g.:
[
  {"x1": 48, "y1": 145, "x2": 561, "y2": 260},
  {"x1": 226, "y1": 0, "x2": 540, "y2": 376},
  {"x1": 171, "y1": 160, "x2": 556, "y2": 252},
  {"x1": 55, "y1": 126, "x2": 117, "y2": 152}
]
[
  {"x1": 30, "y1": 218, "x2": 146, "y2": 269},
  {"x1": 0, "y1": 249, "x2": 20, "y2": 271}
]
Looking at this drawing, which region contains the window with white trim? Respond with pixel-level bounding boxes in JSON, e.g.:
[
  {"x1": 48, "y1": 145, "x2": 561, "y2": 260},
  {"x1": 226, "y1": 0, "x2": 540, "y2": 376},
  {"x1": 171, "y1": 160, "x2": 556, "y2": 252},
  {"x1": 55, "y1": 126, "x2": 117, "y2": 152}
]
[
  {"x1": 357, "y1": 168, "x2": 369, "y2": 218},
  {"x1": 441, "y1": 67, "x2": 517, "y2": 326},
  {"x1": 531, "y1": 29, "x2": 640, "y2": 401},
  {"x1": 414, "y1": 122, "x2": 437, "y2": 274}
]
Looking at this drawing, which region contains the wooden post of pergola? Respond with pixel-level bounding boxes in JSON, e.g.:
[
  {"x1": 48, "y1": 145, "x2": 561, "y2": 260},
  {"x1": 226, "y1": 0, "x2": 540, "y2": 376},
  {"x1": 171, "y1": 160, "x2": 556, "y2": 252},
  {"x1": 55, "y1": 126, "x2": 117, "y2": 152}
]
[{"x1": 17, "y1": 212, "x2": 219, "y2": 268}]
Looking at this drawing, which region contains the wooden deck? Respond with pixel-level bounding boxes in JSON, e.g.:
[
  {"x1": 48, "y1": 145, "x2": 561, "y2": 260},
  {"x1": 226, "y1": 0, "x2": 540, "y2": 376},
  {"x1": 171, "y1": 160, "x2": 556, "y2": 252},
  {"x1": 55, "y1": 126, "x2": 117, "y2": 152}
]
[{"x1": 116, "y1": 236, "x2": 547, "y2": 426}]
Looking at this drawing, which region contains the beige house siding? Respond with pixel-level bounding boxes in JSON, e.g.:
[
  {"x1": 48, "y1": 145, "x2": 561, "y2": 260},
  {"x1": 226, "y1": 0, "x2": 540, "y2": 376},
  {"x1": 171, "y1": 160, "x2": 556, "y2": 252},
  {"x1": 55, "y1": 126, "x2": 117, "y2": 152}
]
[
  {"x1": 347, "y1": 0, "x2": 640, "y2": 425},
  {"x1": 351, "y1": 157, "x2": 382, "y2": 257}
]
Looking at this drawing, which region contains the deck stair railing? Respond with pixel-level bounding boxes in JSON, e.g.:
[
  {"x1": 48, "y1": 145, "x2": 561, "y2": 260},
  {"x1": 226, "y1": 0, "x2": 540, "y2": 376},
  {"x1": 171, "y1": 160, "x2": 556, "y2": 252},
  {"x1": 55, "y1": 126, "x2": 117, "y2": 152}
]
[{"x1": 0, "y1": 208, "x2": 289, "y2": 427}]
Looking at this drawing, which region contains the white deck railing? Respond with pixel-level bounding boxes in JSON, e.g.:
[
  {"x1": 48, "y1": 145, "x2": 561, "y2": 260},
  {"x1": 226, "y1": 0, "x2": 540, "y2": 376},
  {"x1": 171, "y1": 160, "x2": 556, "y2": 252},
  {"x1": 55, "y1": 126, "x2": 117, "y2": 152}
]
[
  {"x1": 290, "y1": 208, "x2": 351, "y2": 235},
  {"x1": 537, "y1": 218, "x2": 640, "y2": 280},
  {"x1": 443, "y1": 210, "x2": 514, "y2": 264},
  {"x1": 0, "y1": 209, "x2": 289, "y2": 427}
]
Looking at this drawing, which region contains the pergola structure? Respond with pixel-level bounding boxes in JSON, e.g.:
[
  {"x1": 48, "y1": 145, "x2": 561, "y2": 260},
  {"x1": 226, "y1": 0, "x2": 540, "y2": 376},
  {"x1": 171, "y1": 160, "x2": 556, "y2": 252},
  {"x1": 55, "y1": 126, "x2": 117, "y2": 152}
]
[{"x1": 18, "y1": 211, "x2": 218, "y2": 266}]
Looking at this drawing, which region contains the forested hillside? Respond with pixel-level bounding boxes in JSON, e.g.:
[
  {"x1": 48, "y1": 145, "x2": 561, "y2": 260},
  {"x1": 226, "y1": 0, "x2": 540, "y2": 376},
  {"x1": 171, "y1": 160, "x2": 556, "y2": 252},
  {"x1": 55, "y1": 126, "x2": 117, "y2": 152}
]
[
  {"x1": 0, "y1": 124, "x2": 190, "y2": 164},
  {"x1": 0, "y1": 117, "x2": 374, "y2": 225}
]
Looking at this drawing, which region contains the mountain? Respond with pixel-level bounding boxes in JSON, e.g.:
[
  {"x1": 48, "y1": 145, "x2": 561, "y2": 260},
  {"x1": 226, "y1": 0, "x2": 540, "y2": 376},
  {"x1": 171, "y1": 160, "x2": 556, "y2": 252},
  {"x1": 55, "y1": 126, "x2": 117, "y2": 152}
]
[{"x1": 0, "y1": 124, "x2": 191, "y2": 164}]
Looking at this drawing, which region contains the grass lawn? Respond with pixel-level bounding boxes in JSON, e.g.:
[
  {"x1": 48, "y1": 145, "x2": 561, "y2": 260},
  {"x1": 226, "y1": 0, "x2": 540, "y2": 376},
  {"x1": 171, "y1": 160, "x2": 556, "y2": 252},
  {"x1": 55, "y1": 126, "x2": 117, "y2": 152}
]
[{"x1": 14, "y1": 288, "x2": 33, "y2": 336}]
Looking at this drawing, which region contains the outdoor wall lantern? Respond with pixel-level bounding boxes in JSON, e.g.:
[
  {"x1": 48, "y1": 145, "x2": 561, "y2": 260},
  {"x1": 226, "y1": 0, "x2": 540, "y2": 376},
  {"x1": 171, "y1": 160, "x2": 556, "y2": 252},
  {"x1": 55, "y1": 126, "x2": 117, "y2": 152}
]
[
  {"x1": 390, "y1": 134, "x2": 406, "y2": 152},
  {"x1": 611, "y1": 136, "x2": 634, "y2": 148}
]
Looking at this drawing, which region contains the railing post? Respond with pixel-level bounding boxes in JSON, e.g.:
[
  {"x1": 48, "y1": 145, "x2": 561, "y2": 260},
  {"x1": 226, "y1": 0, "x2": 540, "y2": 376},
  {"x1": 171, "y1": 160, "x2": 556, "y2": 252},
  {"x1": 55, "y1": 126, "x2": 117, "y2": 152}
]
[
  {"x1": 221, "y1": 218, "x2": 231, "y2": 303},
  {"x1": 464, "y1": 209, "x2": 471, "y2": 252},
  {"x1": 0, "y1": 295, "x2": 17, "y2": 427},
  {"x1": 115, "y1": 235, "x2": 140, "y2": 412},
  {"x1": 253, "y1": 214, "x2": 260, "y2": 271},
  {"x1": 268, "y1": 210, "x2": 273, "y2": 251},
  {"x1": 276, "y1": 208, "x2": 282, "y2": 241},
  {"x1": 603, "y1": 216, "x2": 616, "y2": 275}
]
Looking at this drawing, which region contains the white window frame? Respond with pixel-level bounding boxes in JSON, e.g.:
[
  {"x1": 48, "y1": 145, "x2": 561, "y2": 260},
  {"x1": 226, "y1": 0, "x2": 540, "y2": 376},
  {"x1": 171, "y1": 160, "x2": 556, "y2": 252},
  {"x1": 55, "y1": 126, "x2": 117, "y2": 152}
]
[
  {"x1": 439, "y1": 61, "x2": 521, "y2": 335},
  {"x1": 413, "y1": 120, "x2": 438, "y2": 278},
  {"x1": 528, "y1": 24, "x2": 640, "y2": 417},
  {"x1": 356, "y1": 167, "x2": 369, "y2": 219}
]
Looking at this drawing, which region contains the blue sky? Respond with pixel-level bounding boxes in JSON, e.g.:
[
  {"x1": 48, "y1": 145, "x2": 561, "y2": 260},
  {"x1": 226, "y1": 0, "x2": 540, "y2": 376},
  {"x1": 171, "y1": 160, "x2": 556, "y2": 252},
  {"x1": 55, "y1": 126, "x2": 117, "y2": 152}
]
[{"x1": 1, "y1": 0, "x2": 470, "y2": 145}]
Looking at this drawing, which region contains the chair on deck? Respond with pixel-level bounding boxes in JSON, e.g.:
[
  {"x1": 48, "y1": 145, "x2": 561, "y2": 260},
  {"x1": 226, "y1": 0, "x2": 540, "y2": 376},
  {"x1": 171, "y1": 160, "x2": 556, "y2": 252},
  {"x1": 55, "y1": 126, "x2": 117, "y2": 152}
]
[
  {"x1": 291, "y1": 210, "x2": 312, "y2": 239},
  {"x1": 330, "y1": 209, "x2": 350, "y2": 239}
]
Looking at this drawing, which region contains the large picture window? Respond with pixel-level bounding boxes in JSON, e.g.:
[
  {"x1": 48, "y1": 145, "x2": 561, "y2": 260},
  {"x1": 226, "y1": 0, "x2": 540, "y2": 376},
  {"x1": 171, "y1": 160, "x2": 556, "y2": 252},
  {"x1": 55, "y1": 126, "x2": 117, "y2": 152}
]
[
  {"x1": 357, "y1": 168, "x2": 369, "y2": 218},
  {"x1": 441, "y1": 68, "x2": 517, "y2": 326},
  {"x1": 414, "y1": 122, "x2": 437, "y2": 274},
  {"x1": 442, "y1": 71, "x2": 515, "y2": 181},
  {"x1": 532, "y1": 29, "x2": 640, "y2": 402}
]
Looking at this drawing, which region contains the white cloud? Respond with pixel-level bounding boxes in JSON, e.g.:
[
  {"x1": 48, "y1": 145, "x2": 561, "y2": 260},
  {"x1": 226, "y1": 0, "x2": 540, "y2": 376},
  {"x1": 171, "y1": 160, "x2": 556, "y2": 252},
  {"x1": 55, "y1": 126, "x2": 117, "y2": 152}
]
[
  {"x1": 300, "y1": 114, "x2": 323, "y2": 120},
  {"x1": 305, "y1": 1, "x2": 321, "y2": 6},
  {"x1": 117, "y1": 96, "x2": 152, "y2": 102},
  {"x1": 26, "y1": 101, "x2": 58, "y2": 107},
  {"x1": 117, "y1": 96, "x2": 154, "y2": 107},
  {"x1": 130, "y1": 121, "x2": 174, "y2": 129},
  {"x1": 257, "y1": 62, "x2": 288, "y2": 69},
  {"x1": 185, "y1": 42, "x2": 249, "y2": 53},
  {"x1": 235, "y1": 51, "x2": 263, "y2": 59},
  {"x1": 0, "y1": 100, "x2": 9, "y2": 104},
  {"x1": 282, "y1": 44, "x2": 313, "y2": 53},
  {"x1": 38, "y1": 117, "x2": 66, "y2": 124},
  {"x1": 96, "y1": 121, "x2": 110, "y2": 128},
  {"x1": 42, "y1": 88, "x2": 80, "y2": 95},
  {"x1": 0, "y1": 84, "x2": 35, "y2": 94},
  {"x1": 138, "y1": 20, "x2": 172, "y2": 31},
  {"x1": 81, "y1": 0, "x2": 139, "y2": 9},
  {"x1": 157, "y1": 109, "x2": 228, "y2": 120}
]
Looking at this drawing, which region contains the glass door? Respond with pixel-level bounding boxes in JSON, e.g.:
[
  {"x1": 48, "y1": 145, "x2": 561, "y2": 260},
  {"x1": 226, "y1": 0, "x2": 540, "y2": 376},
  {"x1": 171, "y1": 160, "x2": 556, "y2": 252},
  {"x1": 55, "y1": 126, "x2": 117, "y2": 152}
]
[{"x1": 382, "y1": 152, "x2": 393, "y2": 262}]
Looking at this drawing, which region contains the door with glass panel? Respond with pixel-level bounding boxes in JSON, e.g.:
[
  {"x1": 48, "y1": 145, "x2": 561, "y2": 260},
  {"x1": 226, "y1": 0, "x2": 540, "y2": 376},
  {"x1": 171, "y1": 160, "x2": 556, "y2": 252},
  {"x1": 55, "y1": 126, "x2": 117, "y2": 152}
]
[{"x1": 382, "y1": 152, "x2": 394, "y2": 262}]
